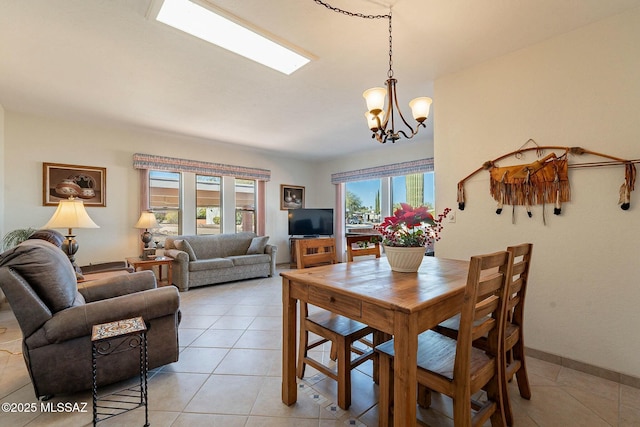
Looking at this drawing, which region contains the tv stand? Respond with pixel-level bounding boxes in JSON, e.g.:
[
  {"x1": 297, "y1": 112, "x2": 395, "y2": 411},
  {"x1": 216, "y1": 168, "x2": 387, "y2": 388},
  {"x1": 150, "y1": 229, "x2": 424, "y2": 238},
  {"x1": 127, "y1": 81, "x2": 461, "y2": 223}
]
[{"x1": 289, "y1": 236, "x2": 334, "y2": 268}]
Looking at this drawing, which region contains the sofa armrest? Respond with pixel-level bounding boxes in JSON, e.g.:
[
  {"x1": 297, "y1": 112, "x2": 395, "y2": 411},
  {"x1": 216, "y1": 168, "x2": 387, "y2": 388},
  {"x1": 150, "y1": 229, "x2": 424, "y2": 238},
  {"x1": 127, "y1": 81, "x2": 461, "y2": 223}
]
[
  {"x1": 0, "y1": 268, "x2": 52, "y2": 339},
  {"x1": 78, "y1": 270, "x2": 156, "y2": 302},
  {"x1": 165, "y1": 249, "x2": 189, "y2": 291},
  {"x1": 265, "y1": 244, "x2": 277, "y2": 277},
  {"x1": 40, "y1": 287, "x2": 180, "y2": 344},
  {"x1": 164, "y1": 249, "x2": 187, "y2": 261}
]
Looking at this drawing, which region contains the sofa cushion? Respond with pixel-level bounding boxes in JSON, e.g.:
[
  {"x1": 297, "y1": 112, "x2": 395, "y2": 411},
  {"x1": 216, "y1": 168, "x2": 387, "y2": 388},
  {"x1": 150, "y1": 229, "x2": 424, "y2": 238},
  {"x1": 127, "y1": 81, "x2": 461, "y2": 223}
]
[
  {"x1": 188, "y1": 258, "x2": 234, "y2": 272},
  {"x1": 174, "y1": 239, "x2": 197, "y2": 261},
  {"x1": 227, "y1": 254, "x2": 271, "y2": 267},
  {"x1": 217, "y1": 232, "x2": 256, "y2": 256},
  {"x1": 0, "y1": 239, "x2": 79, "y2": 313},
  {"x1": 246, "y1": 236, "x2": 269, "y2": 254},
  {"x1": 185, "y1": 236, "x2": 224, "y2": 259}
]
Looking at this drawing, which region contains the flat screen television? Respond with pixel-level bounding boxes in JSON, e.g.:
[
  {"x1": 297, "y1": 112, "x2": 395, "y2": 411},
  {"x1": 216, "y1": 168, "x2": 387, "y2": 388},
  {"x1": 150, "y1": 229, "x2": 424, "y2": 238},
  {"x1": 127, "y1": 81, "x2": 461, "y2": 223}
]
[{"x1": 288, "y1": 208, "x2": 334, "y2": 236}]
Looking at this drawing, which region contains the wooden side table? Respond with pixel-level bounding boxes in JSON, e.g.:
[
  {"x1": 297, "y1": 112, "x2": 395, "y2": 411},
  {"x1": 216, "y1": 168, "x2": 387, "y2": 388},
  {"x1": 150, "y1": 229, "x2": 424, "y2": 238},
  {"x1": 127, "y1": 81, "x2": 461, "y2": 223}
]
[
  {"x1": 126, "y1": 256, "x2": 173, "y2": 287},
  {"x1": 91, "y1": 317, "x2": 148, "y2": 427}
]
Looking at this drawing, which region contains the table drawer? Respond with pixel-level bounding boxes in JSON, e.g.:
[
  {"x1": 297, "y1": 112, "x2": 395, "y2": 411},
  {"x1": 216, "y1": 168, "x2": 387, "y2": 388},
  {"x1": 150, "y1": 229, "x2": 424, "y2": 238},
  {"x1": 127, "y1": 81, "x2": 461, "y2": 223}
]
[{"x1": 308, "y1": 288, "x2": 362, "y2": 319}]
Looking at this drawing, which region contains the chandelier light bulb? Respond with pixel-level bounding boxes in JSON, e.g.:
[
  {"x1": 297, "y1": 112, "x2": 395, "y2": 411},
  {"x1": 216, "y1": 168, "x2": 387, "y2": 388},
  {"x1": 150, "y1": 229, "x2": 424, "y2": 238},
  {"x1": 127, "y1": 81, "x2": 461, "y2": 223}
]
[
  {"x1": 365, "y1": 110, "x2": 386, "y2": 131},
  {"x1": 409, "y1": 97, "x2": 433, "y2": 123}
]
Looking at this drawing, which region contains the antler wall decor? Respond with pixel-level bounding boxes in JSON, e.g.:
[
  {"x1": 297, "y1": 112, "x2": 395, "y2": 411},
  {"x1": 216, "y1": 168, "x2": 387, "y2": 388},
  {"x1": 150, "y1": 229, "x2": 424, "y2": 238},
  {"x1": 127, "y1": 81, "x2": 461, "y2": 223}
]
[{"x1": 456, "y1": 139, "x2": 638, "y2": 223}]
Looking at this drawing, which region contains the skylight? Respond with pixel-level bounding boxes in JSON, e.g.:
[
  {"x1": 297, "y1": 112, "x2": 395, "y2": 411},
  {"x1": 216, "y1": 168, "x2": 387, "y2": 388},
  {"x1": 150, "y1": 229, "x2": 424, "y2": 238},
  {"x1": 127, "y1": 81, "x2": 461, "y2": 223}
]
[{"x1": 155, "y1": 0, "x2": 311, "y2": 75}]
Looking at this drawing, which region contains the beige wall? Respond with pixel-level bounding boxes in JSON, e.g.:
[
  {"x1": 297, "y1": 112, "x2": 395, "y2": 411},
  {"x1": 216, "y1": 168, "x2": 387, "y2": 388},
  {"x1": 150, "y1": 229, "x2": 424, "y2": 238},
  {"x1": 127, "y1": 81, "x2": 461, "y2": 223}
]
[
  {"x1": 0, "y1": 104, "x2": 5, "y2": 241},
  {"x1": 435, "y1": 9, "x2": 640, "y2": 377},
  {"x1": 2, "y1": 112, "x2": 317, "y2": 265}
]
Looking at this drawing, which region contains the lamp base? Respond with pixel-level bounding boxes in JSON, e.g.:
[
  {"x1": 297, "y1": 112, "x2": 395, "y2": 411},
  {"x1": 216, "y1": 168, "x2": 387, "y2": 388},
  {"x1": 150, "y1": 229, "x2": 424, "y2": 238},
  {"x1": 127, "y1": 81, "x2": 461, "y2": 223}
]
[
  {"x1": 61, "y1": 235, "x2": 82, "y2": 273},
  {"x1": 141, "y1": 248, "x2": 156, "y2": 260},
  {"x1": 141, "y1": 231, "x2": 153, "y2": 248}
]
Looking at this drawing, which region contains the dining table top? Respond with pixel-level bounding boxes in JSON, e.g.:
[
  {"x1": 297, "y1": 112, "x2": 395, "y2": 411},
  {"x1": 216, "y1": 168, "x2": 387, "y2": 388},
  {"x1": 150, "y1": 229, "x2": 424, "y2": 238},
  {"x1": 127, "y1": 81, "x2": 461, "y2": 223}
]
[{"x1": 280, "y1": 256, "x2": 470, "y2": 314}]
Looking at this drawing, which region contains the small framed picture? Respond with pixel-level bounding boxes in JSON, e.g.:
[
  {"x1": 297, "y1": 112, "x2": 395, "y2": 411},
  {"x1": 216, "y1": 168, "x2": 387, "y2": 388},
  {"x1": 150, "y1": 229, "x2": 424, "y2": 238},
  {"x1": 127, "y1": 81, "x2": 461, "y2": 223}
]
[
  {"x1": 43, "y1": 163, "x2": 107, "y2": 207},
  {"x1": 280, "y1": 184, "x2": 305, "y2": 210}
]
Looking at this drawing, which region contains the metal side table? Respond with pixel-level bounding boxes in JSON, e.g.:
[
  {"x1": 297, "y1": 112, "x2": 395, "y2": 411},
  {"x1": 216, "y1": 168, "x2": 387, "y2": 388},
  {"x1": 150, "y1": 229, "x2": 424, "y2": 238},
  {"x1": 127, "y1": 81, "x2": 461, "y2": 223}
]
[{"x1": 91, "y1": 317, "x2": 149, "y2": 426}]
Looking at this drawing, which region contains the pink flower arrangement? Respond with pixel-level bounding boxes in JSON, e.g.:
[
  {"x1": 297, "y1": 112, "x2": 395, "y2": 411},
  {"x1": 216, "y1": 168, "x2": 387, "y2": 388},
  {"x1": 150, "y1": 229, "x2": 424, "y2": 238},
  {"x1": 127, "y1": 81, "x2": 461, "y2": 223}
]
[{"x1": 374, "y1": 203, "x2": 451, "y2": 247}]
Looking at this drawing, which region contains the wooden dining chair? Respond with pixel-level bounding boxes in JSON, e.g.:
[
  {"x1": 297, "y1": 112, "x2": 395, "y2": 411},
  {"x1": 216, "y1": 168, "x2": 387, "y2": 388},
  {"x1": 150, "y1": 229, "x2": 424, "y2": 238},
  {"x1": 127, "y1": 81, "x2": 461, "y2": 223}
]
[
  {"x1": 345, "y1": 234, "x2": 381, "y2": 262},
  {"x1": 433, "y1": 243, "x2": 533, "y2": 425},
  {"x1": 500, "y1": 243, "x2": 533, "y2": 424},
  {"x1": 295, "y1": 237, "x2": 379, "y2": 409},
  {"x1": 295, "y1": 238, "x2": 338, "y2": 270},
  {"x1": 376, "y1": 250, "x2": 513, "y2": 427}
]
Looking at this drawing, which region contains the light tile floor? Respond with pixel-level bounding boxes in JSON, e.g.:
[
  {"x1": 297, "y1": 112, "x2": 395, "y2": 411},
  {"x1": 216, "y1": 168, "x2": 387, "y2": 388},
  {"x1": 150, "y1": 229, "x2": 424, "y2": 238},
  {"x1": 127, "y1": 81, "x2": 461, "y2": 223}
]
[{"x1": 1, "y1": 267, "x2": 639, "y2": 426}]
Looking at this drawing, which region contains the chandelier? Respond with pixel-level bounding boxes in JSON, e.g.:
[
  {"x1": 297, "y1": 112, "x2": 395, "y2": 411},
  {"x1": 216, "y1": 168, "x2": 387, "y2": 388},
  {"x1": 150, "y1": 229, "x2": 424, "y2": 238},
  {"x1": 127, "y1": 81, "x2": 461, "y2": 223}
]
[
  {"x1": 314, "y1": 1, "x2": 432, "y2": 144},
  {"x1": 363, "y1": 12, "x2": 432, "y2": 143}
]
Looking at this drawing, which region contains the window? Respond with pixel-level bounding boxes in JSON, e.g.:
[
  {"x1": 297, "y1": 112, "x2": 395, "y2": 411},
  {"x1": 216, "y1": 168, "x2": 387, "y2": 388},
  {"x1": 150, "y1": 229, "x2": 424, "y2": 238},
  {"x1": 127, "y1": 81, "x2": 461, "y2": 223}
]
[
  {"x1": 332, "y1": 158, "x2": 435, "y2": 259},
  {"x1": 196, "y1": 175, "x2": 221, "y2": 235},
  {"x1": 392, "y1": 172, "x2": 436, "y2": 254},
  {"x1": 149, "y1": 170, "x2": 181, "y2": 244},
  {"x1": 235, "y1": 179, "x2": 256, "y2": 233},
  {"x1": 345, "y1": 179, "x2": 382, "y2": 229},
  {"x1": 135, "y1": 154, "x2": 269, "y2": 238},
  {"x1": 391, "y1": 172, "x2": 435, "y2": 213},
  {"x1": 343, "y1": 172, "x2": 435, "y2": 234}
]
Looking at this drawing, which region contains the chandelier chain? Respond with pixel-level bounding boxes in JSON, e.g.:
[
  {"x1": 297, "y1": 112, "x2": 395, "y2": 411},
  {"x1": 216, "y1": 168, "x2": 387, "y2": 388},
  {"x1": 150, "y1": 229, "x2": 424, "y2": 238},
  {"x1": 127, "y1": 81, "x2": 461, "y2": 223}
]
[
  {"x1": 312, "y1": 1, "x2": 395, "y2": 77},
  {"x1": 312, "y1": 0, "x2": 390, "y2": 20},
  {"x1": 313, "y1": 0, "x2": 429, "y2": 143},
  {"x1": 388, "y1": 12, "x2": 393, "y2": 78}
]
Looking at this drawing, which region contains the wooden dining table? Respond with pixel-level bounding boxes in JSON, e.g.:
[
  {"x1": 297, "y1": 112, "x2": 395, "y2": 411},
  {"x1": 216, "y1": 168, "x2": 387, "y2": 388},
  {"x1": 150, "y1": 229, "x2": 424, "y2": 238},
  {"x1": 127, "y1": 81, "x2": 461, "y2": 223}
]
[{"x1": 281, "y1": 256, "x2": 470, "y2": 427}]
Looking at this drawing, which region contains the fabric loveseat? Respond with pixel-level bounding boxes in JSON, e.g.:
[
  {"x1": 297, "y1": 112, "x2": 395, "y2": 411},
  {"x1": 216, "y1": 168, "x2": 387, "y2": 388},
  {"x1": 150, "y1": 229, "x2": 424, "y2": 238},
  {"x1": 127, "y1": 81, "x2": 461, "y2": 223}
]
[
  {"x1": 0, "y1": 238, "x2": 181, "y2": 399},
  {"x1": 164, "y1": 232, "x2": 277, "y2": 291}
]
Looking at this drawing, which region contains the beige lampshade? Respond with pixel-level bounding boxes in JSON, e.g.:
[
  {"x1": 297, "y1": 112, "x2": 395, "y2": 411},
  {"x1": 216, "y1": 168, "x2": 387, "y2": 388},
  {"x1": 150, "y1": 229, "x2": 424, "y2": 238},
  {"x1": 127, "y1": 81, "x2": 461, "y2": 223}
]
[
  {"x1": 409, "y1": 96, "x2": 433, "y2": 122},
  {"x1": 43, "y1": 197, "x2": 100, "y2": 230},
  {"x1": 363, "y1": 87, "x2": 387, "y2": 114},
  {"x1": 135, "y1": 211, "x2": 159, "y2": 229}
]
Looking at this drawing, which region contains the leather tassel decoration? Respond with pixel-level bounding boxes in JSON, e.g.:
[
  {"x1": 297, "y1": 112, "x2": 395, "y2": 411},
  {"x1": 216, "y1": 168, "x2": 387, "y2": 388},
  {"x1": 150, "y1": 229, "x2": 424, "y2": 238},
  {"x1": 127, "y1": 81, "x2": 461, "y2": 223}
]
[
  {"x1": 619, "y1": 163, "x2": 636, "y2": 210},
  {"x1": 553, "y1": 171, "x2": 562, "y2": 215},
  {"x1": 457, "y1": 182, "x2": 465, "y2": 211}
]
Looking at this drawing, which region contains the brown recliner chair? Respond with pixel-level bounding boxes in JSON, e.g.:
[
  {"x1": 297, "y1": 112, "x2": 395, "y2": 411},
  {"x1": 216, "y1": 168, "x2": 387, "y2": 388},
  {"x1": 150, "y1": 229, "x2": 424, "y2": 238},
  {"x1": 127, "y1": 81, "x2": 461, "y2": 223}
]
[{"x1": 0, "y1": 238, "x2": 181, "y2": 399}]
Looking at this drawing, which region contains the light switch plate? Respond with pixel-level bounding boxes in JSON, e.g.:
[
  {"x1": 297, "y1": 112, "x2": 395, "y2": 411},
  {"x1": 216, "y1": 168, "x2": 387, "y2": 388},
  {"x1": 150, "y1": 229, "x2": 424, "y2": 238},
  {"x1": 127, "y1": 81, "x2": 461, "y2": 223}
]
[{"x1": 447, "y1": 210, "x2": 456, "y2": 223}]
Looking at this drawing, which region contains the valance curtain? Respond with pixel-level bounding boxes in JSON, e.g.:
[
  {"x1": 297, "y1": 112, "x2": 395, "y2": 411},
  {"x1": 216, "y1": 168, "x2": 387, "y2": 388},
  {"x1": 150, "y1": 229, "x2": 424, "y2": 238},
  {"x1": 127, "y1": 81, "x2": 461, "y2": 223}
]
[
  {"x1": 133, "y1": 153, "x2": 271, "y2": 181},
  {"x1": 330, "y1": 158, "x2": 433, "y2": 184}
]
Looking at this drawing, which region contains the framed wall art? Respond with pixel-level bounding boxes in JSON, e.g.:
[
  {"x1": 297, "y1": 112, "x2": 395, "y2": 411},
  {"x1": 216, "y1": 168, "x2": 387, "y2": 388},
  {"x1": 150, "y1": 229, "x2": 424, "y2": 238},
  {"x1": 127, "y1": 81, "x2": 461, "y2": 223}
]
[
  {"x1": 43, "y1": 163, "x2": 107, "y2": 207},
  {"x1": 280, "y1": 184, "x2": 305, "y2": 210}
]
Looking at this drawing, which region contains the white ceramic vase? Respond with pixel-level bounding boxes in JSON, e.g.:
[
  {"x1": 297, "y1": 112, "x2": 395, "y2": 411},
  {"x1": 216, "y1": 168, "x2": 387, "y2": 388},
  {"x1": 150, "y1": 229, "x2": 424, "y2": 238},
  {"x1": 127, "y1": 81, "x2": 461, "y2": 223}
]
[{"x1": 383, "y1": 245, "x2": 426, "y2": 272}]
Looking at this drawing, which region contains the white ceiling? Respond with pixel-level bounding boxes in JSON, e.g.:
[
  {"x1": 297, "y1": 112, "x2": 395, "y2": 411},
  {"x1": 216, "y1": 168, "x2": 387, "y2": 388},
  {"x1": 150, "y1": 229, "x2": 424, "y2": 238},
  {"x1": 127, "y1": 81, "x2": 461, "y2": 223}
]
[{"x1": 1, "y1": 0, "x2": 640, "y2": 160}]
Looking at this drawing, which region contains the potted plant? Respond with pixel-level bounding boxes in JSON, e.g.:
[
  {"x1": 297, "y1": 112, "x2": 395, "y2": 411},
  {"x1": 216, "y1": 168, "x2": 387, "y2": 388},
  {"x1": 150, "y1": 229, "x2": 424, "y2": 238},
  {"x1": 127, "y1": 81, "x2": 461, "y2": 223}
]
[
  {"x1": 2, "y1": 227, "x2": 38, "y2": 251},
  {"x1": 375, "y1": 204, "x2": 450, "y2": 272}
]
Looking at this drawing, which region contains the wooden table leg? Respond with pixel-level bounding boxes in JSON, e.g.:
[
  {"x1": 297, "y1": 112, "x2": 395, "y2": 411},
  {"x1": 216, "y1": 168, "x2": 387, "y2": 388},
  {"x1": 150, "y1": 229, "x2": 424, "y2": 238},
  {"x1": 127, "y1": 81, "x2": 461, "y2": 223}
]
[
  {"x1": 393, "y1": 311, "x2": 418, "y2": 427},
  {"x1": 378, "y1": 350, "x2": 393, "y2": 427},
  {"x1": 282, "y1": 278, "x2": 298, "y2": 405}
]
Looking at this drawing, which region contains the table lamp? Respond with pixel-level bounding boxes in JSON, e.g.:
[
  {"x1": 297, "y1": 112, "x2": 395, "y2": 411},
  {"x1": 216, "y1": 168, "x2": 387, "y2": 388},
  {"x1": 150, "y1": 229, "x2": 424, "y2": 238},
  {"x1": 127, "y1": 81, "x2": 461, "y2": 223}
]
[
  {"x1": 135, "y1": 211, "x2": 159, "y2": 258},
  {"x1": 42, "y1": 196, "x2": 100, "y2": 270}
]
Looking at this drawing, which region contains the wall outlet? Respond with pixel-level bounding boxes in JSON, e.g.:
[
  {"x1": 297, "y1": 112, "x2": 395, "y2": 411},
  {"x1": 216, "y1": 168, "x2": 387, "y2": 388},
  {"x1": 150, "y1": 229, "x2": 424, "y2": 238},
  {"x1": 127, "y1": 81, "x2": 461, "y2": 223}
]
[{"x1": 447, "y1": 209, "x2": 456, "y2": 223}]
